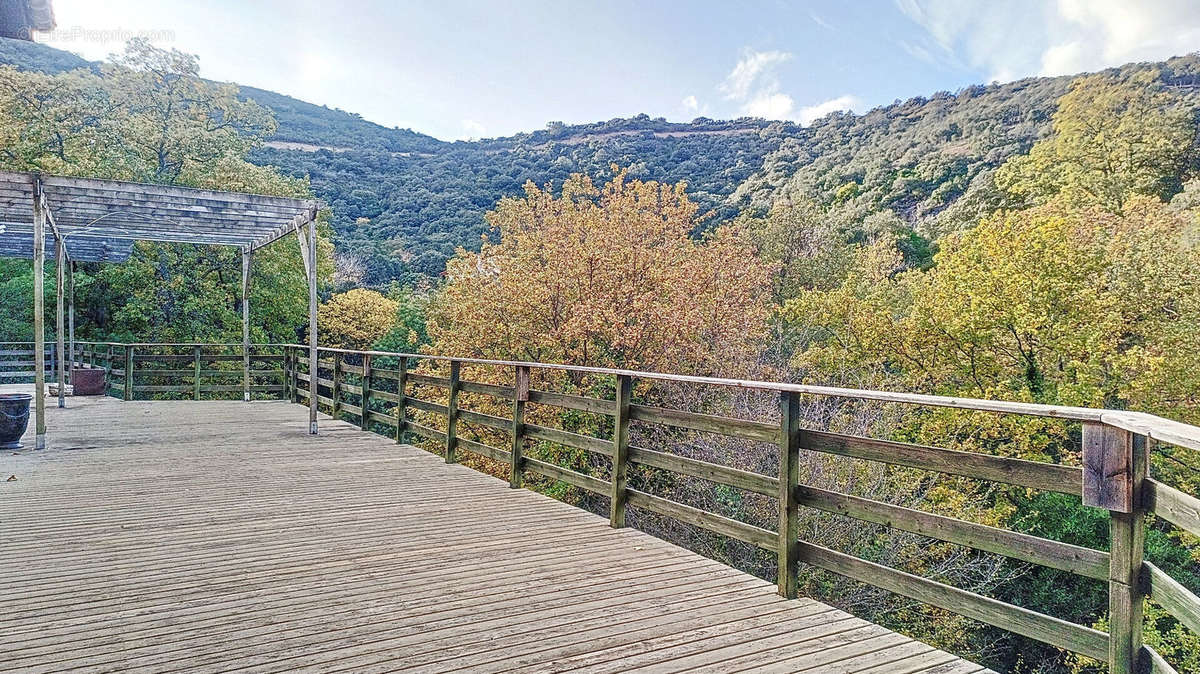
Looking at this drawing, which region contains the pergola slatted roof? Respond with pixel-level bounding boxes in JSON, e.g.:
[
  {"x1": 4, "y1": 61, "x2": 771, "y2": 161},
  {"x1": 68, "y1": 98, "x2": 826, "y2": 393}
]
[
  {"x1": 0, "y1": 171, "x2": 320, "y2": 258},
  {"x1": 1, "y1": 170, "x2": 326, "y2": 447},
  {"x1": 0, "y1": 231, "x2": 133, "y2": 262}
]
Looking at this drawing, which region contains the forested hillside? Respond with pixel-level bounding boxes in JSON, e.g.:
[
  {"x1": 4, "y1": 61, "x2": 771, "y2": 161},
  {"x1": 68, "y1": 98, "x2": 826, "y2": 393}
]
[
  {"x1": 14, "y1": 39, "x2": 1198, "y2": 287},
  {"x1": 4, "y1": 34, "x2": 1200, "y2": 674},
  {"x1": 261, "y1": 116, "x2": 797, "y2": 282}
]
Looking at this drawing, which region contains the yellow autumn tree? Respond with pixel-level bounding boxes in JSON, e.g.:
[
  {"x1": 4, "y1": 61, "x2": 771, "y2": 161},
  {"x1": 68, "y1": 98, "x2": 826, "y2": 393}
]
[
  {"x1": 791, "y1": 197, "x2": 1200, "y2": 418},
  {"x1": 428, "y1": 170, "x2": 774, "y2": 376},
  {"x1": 421, "y1": 169, "x2": 773, "y2": 491},
  {"x1": 316, "y1": 288, "x2": 399, "y2": 349},
  {"x1": 995, "y1": 72, "x2": 1194, "y2": 213}
]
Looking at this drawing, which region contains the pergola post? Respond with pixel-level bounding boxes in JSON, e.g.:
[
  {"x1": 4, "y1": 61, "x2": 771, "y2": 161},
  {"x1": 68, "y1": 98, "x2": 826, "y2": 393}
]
[
  {"x1": 242, "y1": 248, "x2": 251, "y2": 403},
  {"x1": 68, "y1": 261, "x2": 75, "y2": 385},
  {"x1": 306, "y1": 212, "x2": 318, "y2": 434},
  {"x1": 55, "y1": 237, "x2": 65, "y2": 409},
  {"x1": 293, "y1": 212, "x2": 319, "y2": 435},
  {"x1": 31, "y1": 176, "x2": 46, "y2": 449}
]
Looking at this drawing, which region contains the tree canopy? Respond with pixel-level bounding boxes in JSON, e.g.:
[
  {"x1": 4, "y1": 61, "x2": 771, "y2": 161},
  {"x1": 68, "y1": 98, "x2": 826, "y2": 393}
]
[
  {"x1": 0, "y1": 39, "x2": 330, "y2": 345},
  {"x1": 427, "y1": 170, "x2": 773, "y2": 376}
]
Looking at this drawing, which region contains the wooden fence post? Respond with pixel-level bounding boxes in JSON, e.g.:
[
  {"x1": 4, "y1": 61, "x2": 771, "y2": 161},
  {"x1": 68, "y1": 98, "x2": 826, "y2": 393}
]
[
  {"x1": 778, "y1": 391, "x2": 801, "y2": 598},
  {"x1": 609, "y1": 374, "x2": 633, "y2": 527},
  {"x1": 395, "y1": 356, "x2": 408, "y2": 444},
  {"x1": 193, "y1": 345, "x2": 202, "y2": 401},
  {"x1": 446, "y1": 360, "x2": 461, "y2": 463},
  {"x1": 331, "y1": 352, "x2": 342, "y2": 419},
  {"x1": 284, "y1": 347, "x2": 293, "y2": 403},
  {"x1": 360, "y1": 354, "x2": 372, "y2": 432},
  {"x1": 55, "y1": 239, "x2": 65, "y2": 409},
  {"x1": 124, "y1": 345, "x2": 133, "y2": 401},
  {"x1": 241, "y1": 249, "x2": 251, "y2": 403},
  {"x1": 509, "y1": 365, "x2": 529, "y2": 489},
  {"x1": 1083, "y1": 422, "x2": 1147, "y2": 674}
]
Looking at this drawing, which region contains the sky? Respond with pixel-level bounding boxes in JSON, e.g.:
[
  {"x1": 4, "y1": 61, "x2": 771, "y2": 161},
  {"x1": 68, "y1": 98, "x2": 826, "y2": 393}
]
[{"x1": 35, "y1": 0, "x2": 1200, "y2": 142}]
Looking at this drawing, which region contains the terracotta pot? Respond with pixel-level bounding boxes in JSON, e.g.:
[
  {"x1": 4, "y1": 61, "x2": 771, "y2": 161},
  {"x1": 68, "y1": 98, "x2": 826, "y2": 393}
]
[{"x1": 0, "y1": 392, "x2": 32, "y2": 449}]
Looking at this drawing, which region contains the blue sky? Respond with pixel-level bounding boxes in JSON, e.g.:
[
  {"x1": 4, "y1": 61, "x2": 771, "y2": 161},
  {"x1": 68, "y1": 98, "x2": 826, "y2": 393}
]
[{"x1": 38, "y1": 0, "x2": 1200, "y2": 141}]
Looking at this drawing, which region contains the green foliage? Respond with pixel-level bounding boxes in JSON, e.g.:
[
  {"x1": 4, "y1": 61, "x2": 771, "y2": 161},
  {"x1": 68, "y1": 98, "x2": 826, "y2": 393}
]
[
  {"x1": 788, "y1": 198, "x2": 1200, "y2": 420},
  {"x1": 778, "y1": 68, "x2": 1200, "y2": 672},
  {"x1": 0, "y1": 259, "x2": 35, "y2": 340},
  {"x1": 9, "y1": 38, "x2": 1197, "y2": 290},
  {"x1": 317, "y1": 288, "x2": 399, "y2": 349},
  {"x1": 258, "y1": 116, "x2": 799, "y2": 285},
  {"x1": 996, "y1": 72, "x2": 1197, "y2": 212},
  {"x1": 0, "y1": 39, "x2": 328, "y2": 345},
  {"x1": 371, "y1": 285, "x2": 429, "y2": 354}
]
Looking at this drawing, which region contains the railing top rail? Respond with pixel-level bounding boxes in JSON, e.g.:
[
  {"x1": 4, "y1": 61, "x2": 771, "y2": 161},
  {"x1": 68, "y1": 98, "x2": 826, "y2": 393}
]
[
  {"x1": 74, "y1": 341, "x2": 294, "y2": 347},
  {"x1": 297, "y1": 344, "x2": 1200, "y2": 453},
  {"x1": 46, "y1": 339, "x2": 1199, "y2": 452}
]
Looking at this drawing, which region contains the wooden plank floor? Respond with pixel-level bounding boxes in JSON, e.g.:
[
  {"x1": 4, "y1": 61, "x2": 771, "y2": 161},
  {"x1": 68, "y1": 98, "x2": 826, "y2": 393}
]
[{"x1": 0, "y1": 391, "x2": 993, "y2": 673}]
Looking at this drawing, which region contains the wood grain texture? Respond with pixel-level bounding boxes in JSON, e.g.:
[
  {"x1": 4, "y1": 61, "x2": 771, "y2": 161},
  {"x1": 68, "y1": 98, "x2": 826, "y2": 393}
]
[
  {"x1": 1145, "y1": 562, "x2": 1200, "y2": 638},
  {"x1": 796, "y1": 540, "x2": 1109, "y2": 661},
  {"x1": 1083, "y1": 422, "x2": 1133, "y2": 513},
  {"x1": 795, "y1": 484, "x2": 1110, "y2": 580},
  {"x1": 1146, "y1": 478, "x2": 1200, "y2": 538},
  {"x1": 0, "y1": 393, "x2": 989, "y2": 673}
]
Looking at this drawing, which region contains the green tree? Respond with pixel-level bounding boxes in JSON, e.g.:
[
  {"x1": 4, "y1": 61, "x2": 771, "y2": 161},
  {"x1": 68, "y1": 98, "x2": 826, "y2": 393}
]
[
  {"x1": 789, "y1": 197, "x2": 1200, "y2": 425},
  {"x1": 0, "y1": 40, "x2": 329, "y2": 344},
  {"x1": 996, "y1": 72, "x2": 1196, "y2": 213},
  {"x1": 372, "y1": 285, "x2": 429, "y2": 353}
]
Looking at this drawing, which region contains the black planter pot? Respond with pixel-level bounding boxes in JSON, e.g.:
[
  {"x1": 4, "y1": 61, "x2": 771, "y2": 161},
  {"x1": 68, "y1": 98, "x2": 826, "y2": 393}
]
[{"x1": 0, "y1": 393, "x2": 32, "y2": 449}]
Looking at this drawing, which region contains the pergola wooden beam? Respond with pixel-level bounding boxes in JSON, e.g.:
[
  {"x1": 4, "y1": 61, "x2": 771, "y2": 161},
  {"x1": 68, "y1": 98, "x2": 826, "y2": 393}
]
[
  {"x1": 55, "y1": 236, "x2": 65, "y2": 409},
  {"x1": 0, "y1": 231, "x2": 134, "y2": 262},
  {"x1": 0, "y1": 171, "x2": 320, "y2": 249},
  {"x1": 31, "y1": 176, "x2": 46, "y2": 449},
  {"x1": 249, "y1": 205, "x2": 319, "y2": 252},
  {"x1": 0, "y1": 171, "x2": 323, "y2": 447},
  {"x1": 242, "y1": 249, "x2": 251, "y2": 402}
]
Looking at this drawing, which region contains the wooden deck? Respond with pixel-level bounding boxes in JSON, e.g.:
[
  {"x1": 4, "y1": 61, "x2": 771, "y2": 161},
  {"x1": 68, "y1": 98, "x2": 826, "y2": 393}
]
[{"x1": 1, "y1": 393, "x2": 991, "y2": 673}]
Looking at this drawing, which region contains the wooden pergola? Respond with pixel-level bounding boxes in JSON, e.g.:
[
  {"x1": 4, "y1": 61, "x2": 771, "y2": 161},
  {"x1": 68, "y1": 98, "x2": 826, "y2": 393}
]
[{"x1": 0, "y1": 171, "x2": 324, "y2": 447}]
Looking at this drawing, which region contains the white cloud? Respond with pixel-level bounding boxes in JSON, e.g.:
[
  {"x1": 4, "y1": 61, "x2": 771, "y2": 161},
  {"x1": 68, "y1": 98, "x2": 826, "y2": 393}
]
[
  {"x1": 681, "y1": 94, "x2": 700, "y2": 115},
  {"x1": 458, "y1": 119, "x2": 486, "y2": 141},
  {"x1": 809, "y1": 12, "x2": 834, "y2": 31},
  {"x1": 744, "y1": 92, "x2": 795, "y2": 119},
  {"x1": 717, "y1": 47, "x2": 856, "y2": 125},
  {"x1": 797, "y1": 95, "x2": 860, "y2": 125},
  {"x1": 1039, "y1": 0, "x2": 1200, "y2": 75},
  {"x1": 897, "y1": 0, "x2": 1200, "y2": 82},
  {"x1": 719, "y1": 49, "x2": 792, "y2": 101}
]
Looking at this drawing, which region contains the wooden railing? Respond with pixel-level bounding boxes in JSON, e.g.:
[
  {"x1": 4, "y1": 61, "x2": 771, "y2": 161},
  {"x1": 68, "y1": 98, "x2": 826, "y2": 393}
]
[
  {"x1": 76, "y1": 342, "x2": 288, "y2": 400},
  {"x1": 0, "y1": 341, "x2": 57, "y2": 383},
  {"x1": 50, "y1": 340, "x2": 1200, "y2": 673},
  {"x1": 283, "y1": 344, "x2": 1199, "y2": 674}
]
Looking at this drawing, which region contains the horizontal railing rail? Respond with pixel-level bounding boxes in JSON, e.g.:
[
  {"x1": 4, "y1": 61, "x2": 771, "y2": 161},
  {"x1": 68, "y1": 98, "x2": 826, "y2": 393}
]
[
  {"x1": 299, "y1": 346, "x2": 1200, "y2": 454},
  {"x1": 76, "y1": 341, "x2": 287, "y2": 401},
  {"x1": 43, "y1": 340, "x2": 1200, "y2": 673},
  {"x1": 0, "y1": 341, "x2": 58, "y2": 383},
  {"x1": 280, "y1": 344, "x2": 1200, "y2": 674}
]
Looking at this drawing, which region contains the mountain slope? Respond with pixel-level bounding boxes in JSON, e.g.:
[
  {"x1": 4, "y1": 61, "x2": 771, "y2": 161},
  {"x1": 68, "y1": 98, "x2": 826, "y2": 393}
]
[
  {"x1": 4, "y1": 37, "x2": 1197, "y2": 286},
  {"x1": 735, "y1": 54, "x2": 1200, "y2": 242},
  {"x1": 256, "y1": 115, "x2": 800, "y2": 283}
]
